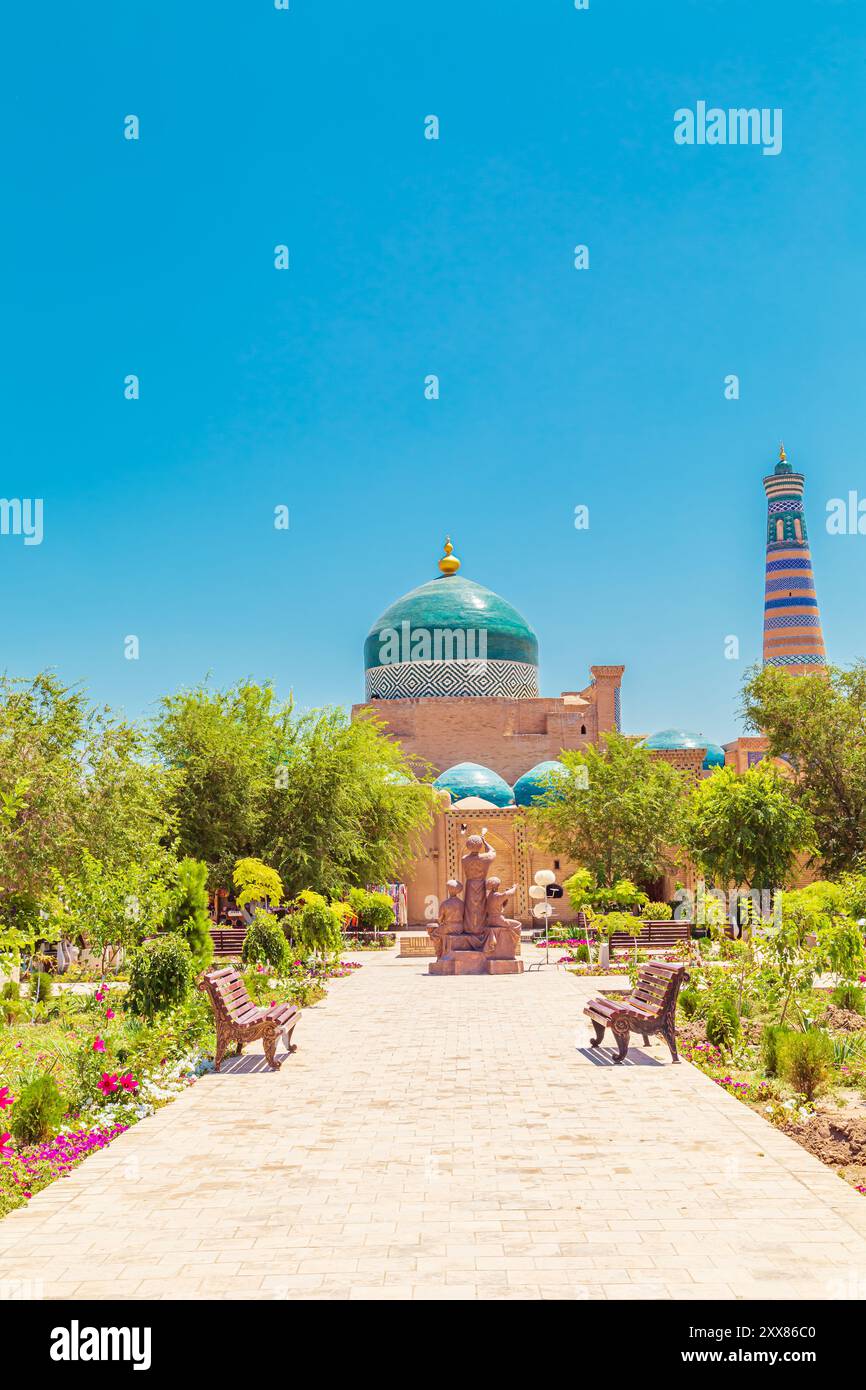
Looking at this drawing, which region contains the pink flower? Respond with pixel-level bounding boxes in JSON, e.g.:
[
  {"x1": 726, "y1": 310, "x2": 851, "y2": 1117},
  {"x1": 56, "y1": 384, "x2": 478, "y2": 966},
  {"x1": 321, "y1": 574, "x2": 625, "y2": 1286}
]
[
  {"x1": 95, "y1": 988, "x2": 106, "y2": 1002},
  {"x1": 119, "y1": 1073, "x2": 138, "y2": 1093},
  {"x1": 92, "y1": 1037, "x2": 105, "y2": 1053},
  {"x1": 0, "y1": 1133, "x2": 13, "y2": 1157},
  {"x1": 97, "y1": 1073, "x2": 119, "y2": 1096},
  {"x1": 105, "y1": 1008, "x2": 115, "y2": 1020},
  {"x1": 0, "y1": 1087, "x2": 14, "y2": 1111}
]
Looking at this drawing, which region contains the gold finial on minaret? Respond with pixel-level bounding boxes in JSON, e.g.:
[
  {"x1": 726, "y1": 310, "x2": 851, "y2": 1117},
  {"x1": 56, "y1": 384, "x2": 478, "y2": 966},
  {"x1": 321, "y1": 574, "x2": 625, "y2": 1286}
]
[
  {"x1": 779, "y1": 441, "x2": 787, "y2": 463},
  {"x1": 438, "y1": 536, "x2": 460, "y2": 575}
]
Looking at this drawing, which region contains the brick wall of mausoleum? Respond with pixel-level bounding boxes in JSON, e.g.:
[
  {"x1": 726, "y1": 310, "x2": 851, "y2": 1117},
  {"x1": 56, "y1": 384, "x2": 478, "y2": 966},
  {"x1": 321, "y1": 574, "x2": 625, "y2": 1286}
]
[{"x1": 352, "y1": 665, "x2": 625, "y2": 783}]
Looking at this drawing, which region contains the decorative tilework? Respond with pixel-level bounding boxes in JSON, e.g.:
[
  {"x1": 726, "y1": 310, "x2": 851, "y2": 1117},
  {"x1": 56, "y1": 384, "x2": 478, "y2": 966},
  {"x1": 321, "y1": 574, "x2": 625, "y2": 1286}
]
[
  {"x1": 765, "y1": 653, "x2": 826, "y2": 667},
  {"x1": 764, "y1": 614, "x2": 823, "y2": 630},
  {"x1": 766, "y1": 557, "x2": 812, "y2": 572},
  {"x1": 366, "y1": 658, "x2": 539, "y2": 700},
  {"x1": 764, "y1": 575, "x2": 815, "y2": 593}
]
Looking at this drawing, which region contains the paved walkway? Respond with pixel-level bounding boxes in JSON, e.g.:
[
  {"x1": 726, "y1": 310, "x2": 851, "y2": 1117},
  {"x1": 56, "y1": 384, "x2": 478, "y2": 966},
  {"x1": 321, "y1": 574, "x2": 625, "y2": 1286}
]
[{"x1": 3, "y1": 950, "x2": 866, "y2": 1300}]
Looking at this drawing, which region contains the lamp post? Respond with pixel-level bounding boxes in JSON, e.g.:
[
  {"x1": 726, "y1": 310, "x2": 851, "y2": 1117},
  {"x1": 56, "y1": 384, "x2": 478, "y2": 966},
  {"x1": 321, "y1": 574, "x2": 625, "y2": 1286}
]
[{"x1": 529, "y1": 869, "x2": 557, "y2": 964}]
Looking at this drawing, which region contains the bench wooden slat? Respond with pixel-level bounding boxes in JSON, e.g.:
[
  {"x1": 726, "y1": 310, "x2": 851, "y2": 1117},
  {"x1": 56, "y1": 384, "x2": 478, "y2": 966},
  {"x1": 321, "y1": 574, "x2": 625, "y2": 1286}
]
[
  {"x1": 584, "y1": 962, "x2": 689, "y2": 1064},
  {"x1": 197, "y1": 967, "x2": 301, "y2": 1073}
]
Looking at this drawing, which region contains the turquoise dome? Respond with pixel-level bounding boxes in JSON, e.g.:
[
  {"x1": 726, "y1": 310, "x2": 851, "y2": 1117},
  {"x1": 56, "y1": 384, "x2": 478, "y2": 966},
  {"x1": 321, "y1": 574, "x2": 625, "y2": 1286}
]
[
  {"x1": 641, "y1": 728, "x2": 726, "y2": 770},
  {"x1": 364, "y1": 555, "x2": 540, "y2": 699},
  {"x1": 433, "y1": 762, "x2": 515, "y2": 807},
  {"x1": 513, "y1": 760, "x2": 566, "y2": 806}
]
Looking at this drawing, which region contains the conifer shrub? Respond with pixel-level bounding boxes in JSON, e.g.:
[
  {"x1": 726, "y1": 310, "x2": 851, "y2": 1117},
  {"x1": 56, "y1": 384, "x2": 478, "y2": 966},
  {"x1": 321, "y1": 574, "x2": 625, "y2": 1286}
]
[
  {"x1": 830, "y1": 982, "x2": 865, "y2": 1015},
  {"x1": 761, "y1": 1023, "x2": 794, "y2": 1077},
  {"x1": 705, "y1": 996, "x2": 740, "y2": 1051},
  {"x1": 777, "y1": 1029, "x2": 833, "y2": 1101},
  {"x1": 165, "y1": 857, "x2": 214, "y2": 971},
  {"x1": 11, "y1": 1074, "x2": 67, "y2": 1143}
]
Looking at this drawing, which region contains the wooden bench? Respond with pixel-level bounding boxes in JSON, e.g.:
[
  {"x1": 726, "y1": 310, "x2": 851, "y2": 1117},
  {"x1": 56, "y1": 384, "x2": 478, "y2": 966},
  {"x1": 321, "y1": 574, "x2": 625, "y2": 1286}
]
[
  {"x1": 584, "y1": 961, "x2": 689, "y2": 1064},
  {"x1": 209, "y1": 927, "x2": 247, "y2": 957},
  {"x1": 609, "y1": 921, "x2": 692, "y2": 953},
  {"x1": 198, "y1": 966, "x2": 300, "y2": 1072}
]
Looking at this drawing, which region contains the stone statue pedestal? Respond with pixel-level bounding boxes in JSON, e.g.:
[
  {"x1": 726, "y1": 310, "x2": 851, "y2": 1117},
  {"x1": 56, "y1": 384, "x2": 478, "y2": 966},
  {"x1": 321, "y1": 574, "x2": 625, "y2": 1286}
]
[
  {"x1": 429, "y1": 953, "x2": 487, "y2": 976},
  {"x1": 428, "y1": 954, "x2": 523, "y2": 975}
]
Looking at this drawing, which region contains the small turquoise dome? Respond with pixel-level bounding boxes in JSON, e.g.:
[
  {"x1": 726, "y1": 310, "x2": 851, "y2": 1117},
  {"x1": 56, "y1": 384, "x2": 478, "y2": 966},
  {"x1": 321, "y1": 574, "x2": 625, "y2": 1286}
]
[
  {"x1": 433, "y1": 762, "x2": 515, "y2": 807},
  {"x1": 513, "y1": 760, "x2": 566, "y2": 806},
  {"x1": 641, "y1": 728, "x2": 726, "y2": 771}
]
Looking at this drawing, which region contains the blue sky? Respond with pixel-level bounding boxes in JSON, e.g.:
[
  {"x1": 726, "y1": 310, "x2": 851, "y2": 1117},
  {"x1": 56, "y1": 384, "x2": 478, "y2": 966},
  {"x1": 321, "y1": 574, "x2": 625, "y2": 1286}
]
[{"x1": 2, "y1": 0, "x2": 865, "y2": 743}]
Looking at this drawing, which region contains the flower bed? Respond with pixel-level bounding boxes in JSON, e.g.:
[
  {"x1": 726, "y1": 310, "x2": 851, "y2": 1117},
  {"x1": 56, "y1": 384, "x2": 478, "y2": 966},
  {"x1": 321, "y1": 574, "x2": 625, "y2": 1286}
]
[{"x1": 0, "y1": 952, "x2": 361, "y2": 1219}]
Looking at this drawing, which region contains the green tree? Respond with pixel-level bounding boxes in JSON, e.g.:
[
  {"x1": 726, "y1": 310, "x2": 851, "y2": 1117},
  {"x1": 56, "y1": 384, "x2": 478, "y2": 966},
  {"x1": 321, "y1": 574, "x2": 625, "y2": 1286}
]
[
  {"x1": 530, "y1": 733, "x2": 687, "y2": 888},
  {"x1": 683, "y1": 762, "x2": 815, "y2": 891},
  {"x1": 66, "y1": 850, "x2": 171, "y2": 974},
  {"x1": 742, "y1": 663, "x2": 866, "y2": 876},
  {"x1": 165, "y1": 857, "x2": 214, "y2": 971},
  {"x1": 0, "y1": 673, "x2": 173, "y2": 965},
  {"x1": 152, "y1": 680, "x2": 291, "y2": 887},
  {"x1": 259, "y1": 708, "x2": 434, "y2": 898},
  {"x1": 232, "y1": 857, "x2": 284, "y2": 908},
  {"x1": 153, "y1": 684, "x2": 433, "y2": 899}
]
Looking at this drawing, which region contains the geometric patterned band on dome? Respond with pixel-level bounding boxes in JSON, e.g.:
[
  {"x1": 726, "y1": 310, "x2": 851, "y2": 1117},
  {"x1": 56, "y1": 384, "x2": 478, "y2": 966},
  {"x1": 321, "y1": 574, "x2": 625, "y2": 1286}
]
[{"x1": 365, "y1": 658, "x2": 540, "y2": 701}]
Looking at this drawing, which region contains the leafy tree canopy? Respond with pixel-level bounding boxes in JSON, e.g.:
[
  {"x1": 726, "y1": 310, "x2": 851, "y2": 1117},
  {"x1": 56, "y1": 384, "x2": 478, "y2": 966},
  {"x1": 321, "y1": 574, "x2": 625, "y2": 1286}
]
[
  {"x1": 742, "y1": 663, "x2": 866, "y2": 877},
  {"x1": 153, "y1": 682, "x2": 434, "y2": 899},
  {"x1": 529, "y1": 733, "x2": 687, "y2": 889},
  {"x1": 0, "y1": 672, "x2": 174, "y2": 958},
  {"x1": 683, "y1": 762, "x2": 815, "y2": 891}
]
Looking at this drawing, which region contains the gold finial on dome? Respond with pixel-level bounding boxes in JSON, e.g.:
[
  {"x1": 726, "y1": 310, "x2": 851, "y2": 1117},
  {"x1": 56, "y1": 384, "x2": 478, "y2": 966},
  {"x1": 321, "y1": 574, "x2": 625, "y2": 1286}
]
[
  {"x1": 779, "y1": 441, "x2": 787, "y2": 463},
  {"x1": 438, "y1": 536, "x2": 460, "y2": 575}
]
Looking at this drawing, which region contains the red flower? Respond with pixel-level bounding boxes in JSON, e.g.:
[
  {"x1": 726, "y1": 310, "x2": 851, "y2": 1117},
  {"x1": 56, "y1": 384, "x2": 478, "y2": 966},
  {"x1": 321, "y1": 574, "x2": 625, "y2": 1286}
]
[
  {"x1": 119, "y1": 1073, "x2": 138, "y2": 1093},
  {"x1": 92, "y1": 1037, "x2": 106, "y2": 1053},
  {"x1": 97, "y1": 1073, "x2": 119, "y2": 1096},
  {"x1": 0, "y1": 1087, "x2": 14, "y2": 1111},
  {"x1": 105, "y1": 1008, "x2": 115, "y2": 1020}
]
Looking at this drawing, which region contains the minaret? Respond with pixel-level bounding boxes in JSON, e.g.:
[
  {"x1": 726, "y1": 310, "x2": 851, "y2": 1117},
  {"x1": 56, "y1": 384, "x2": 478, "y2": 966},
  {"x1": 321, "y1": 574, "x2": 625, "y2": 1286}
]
[{"x1": 762, "y1": 443, "x2": 827, "y2": 673}]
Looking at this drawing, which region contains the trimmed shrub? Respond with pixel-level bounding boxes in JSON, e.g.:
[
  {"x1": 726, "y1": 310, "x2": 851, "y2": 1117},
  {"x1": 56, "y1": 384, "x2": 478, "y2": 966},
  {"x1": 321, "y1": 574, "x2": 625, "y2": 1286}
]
[
  {"x1": 347, "y1": 887, "x2": 395, "y2": 935},
  {"x1": 830, "y1": 982, "x2": 866, "y2": 1016},
  {"x1": 11, "y1": 1074, "x2": 67, "y2": 1143},
  {"x1": 291, "y1": 892, "x2": 345, "y2": 961},
  {"x1": 241, "y1": 910, "x2": 288, "y2": 971},
  {"x1": 127, "y1": 935, "x2": 195, "y2": 1020},
  {"x1": 640, "y1": 901, "x2": 673, "y2": 921},
  {"x1": 777, "y1": 1029, "x2": 833, "y2": 1101},
  {"x1": 705, "y1": 996, "x2": 740, "y2": 1051},
  {"x1": 571, "y1": 943, "x2": 590, "y2": 963}
]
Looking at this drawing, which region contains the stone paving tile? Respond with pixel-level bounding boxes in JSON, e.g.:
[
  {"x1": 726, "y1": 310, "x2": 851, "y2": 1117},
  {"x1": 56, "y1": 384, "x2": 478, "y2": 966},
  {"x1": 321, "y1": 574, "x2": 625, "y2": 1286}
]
[{"x1": 2, "y1": 949, "x2": 866, "y2": 1300}]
